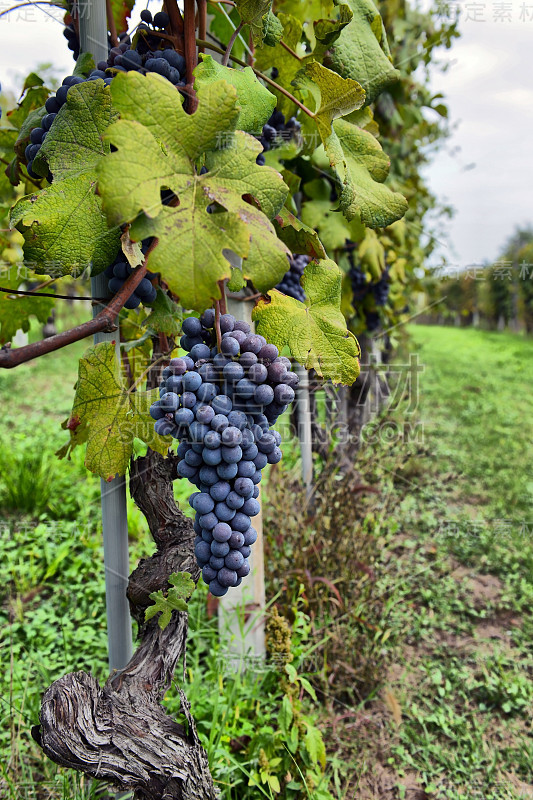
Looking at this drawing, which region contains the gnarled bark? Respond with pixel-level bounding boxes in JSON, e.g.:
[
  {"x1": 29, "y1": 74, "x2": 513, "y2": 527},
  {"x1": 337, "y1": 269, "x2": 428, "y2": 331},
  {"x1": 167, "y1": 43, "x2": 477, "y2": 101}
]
[{"x1": 33, "y1": 449, "x2": 218, "y2": 800}]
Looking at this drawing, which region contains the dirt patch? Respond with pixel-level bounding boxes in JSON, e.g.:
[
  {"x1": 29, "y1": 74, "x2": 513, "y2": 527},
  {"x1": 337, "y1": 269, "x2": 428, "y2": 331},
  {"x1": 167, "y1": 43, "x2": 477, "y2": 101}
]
[{"x1": 451, "y1": 567, "x2": 503, "y2": 608}]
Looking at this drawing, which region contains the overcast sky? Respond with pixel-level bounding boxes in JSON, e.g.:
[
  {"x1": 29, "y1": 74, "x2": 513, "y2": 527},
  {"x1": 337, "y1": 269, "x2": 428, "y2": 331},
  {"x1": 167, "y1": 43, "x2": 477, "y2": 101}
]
[
  {"x1": 421, "y1": 2, "x2": 533, "y2": 270},
  {"x1": 1, "y1": 2, "x2": 531, "y2": 272}
]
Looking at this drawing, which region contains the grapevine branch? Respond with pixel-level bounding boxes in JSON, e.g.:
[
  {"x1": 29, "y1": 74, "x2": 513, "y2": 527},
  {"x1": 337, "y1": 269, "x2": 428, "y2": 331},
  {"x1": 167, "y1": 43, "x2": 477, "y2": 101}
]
[
  {"x1": 222, "y1": 21, "x2": 243, "y2": 65},
  {"x1": 105, "y1": 0, "x2": 119, "y2": 46},
  {"x1": 0, "y1": 259, "x2": 150, "y2": 369},
  {"x1": 183, "y1": 0, "x2": 198, "y2": 111},
  {"x1": 197, "y1": 0, "x2": 207, "y2": 53}
]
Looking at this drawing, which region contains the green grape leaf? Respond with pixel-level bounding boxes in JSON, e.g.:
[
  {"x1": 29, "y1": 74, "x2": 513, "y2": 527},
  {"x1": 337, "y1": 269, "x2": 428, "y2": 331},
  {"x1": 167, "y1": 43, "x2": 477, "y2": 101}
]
[
  {"x1": 320, "y1": 118, "x2": 408, "y2": 227},
  {"x1": 72, "y1": 52, "x2": 95, "y2": 78},
  {"x1": 294, "y1": 61, "x2": 365, "y2": 141},
  {"x1": 234, "y1": 0, "x2": 273, "y2": 44},
  {"x1": 142, "y1": 288, "x2": 182, "y2": 336},
  {"x1": 262, "y1": 9, "x2": 284, "y2": 46},
  {"x1": 273, "y1": 206, "x2": 326, "y2": 259},
  {"x1": 254, "y1": 13, "x2": 303, "y2": 117},
  {"x1": 301, "y1": 178, "x2": 364, "y2": 251},
  {"x1": 97, "y1": 72, "x2": 288, "y2": 310},
  {"x1": 67, "y1": 341, "x2": 171, "y2": 480},
  {"x1": 253, "y1": 258, "x2": 360, "y2": 384},
  {"x1": 194, "y1": 54, "x2": 276, "y2": 133},
  {"x1": 145, "y1": 572, "x2": 196, "y2": 629},
  {"x1": 313, "y1": 4, "x2": 353, "y2": 49},
  {"x1": 327, "y1": 0, "x2": 399, "y2": 105},
  {"x1": 10, "y1": 81, "x2": 121, "y2": 277},
  {"x1": 275, "y1": 0, "x2": 334, "y2": 23},
  {"x1": 0, "y1": 264, "x2": 55, "y2": 344}
]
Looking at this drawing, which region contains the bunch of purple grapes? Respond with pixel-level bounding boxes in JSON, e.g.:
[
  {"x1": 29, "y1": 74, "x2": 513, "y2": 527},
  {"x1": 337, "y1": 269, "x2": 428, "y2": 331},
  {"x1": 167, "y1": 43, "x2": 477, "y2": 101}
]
[
  {"x1": 256, "y1": 110, "x2": 301, "y2": 166},
  {"x1": 103, "y1": 249, "x2": 157, "y2": 309},
  {"x1": 372, "y1": 269, "x2": 390, "y2": 307},
  {"x1": 275, "y1": 254, "x2": 309, "y2": 302},
  {"x1": 149, "y1": 311, "x2": 299, "y2": 597},
  {"x1": 26, "y1": 33, "x2": 186, "y2": 180}
]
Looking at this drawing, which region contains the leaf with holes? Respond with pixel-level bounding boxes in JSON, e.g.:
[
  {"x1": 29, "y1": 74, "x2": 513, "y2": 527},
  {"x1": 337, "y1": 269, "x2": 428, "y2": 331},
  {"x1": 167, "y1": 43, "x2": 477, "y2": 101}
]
[
  {"x1": 253, "y1": 258, "x2": 360, "y2": 384},
  {"x1": 10, "y1": 81, "x2": 120, "y2": 277},
  {"x1": 97, "y1": 72, "x2": 289, "y2": 310}
]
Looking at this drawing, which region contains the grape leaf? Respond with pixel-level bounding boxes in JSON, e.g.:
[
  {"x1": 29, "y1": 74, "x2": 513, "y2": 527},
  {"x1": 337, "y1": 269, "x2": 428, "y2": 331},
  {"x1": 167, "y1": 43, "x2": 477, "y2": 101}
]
[
  {"x1": 97, "y1": 72, "x2": 289, "y2": 310},
  {"x1": 293, "y1": 61, "x2": 365, "y2": 141},
  {"x1": 10, "y1": 81, "x2": 121, "y2": 277},
  {"x1": 109, "y1": 0, "x2": 135, "y2": 34},
  {"x1": 262, "y1": 9, "x2": 284, "y2": 46},
  {"x1": 143, "y1": 288, "x2": 182, "y2": 336},
  {"x1": 326, "y1": 0, "x2": 399, "y2": 105},
  {"x1": 273, "y1": 206, "x2": 326, "y2": 260},
  {"x1": 252, "y1": 259, "x2": 360, "y2": 384},
  {"x1": 234, "y1": 0, "x2": 273, "y2": 45},
  {"x1": 300, "y1": 178, "x2": 364, "y2": 251},
  {"x1": 145, "y1": 572, "x2": 196, "y2": 629},
  {"x1": 358, "y1": 228, "x2": 385, "y2": 279},
  {"x1": 0, "y1": 264, "x2": 55, "y2": 344},
  {"x1": 194, "y1": 54, "x2": 275, "y2": 133},
  {"x1": 254, "y1": 13, "x2": 303, "y2": 117},
  {"x1": 313, "y1": 4, "x2": 353, "y2": 50},
  {"x1": 67, "y1": 341, "x2": 171, "y2": 480},
  {"x1": 323, "y1": 118, "x2": 408, "y2": 227}
]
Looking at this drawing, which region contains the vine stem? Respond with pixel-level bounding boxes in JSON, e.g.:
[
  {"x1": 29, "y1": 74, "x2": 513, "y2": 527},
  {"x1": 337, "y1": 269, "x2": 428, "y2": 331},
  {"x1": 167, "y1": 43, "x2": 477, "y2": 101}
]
[
  {"x1": 196, "y1": 39, "x2": 315, "y2": 118},
  {"x1": 105, "y1": 0, "x2": 119, "y2": 46},
  {"x1": 280, "y1": 39, "x2": 301, "y2": 60},
  {"x1": 0, "y1": 242, "x2": 158, "y2": 369},
  {"x1": 217, "y1": 279, "x2": 227, "y2": 314},
  {"x1": 197, "y1": 0, "x2": 207, "y2": 53},
  {"x1": 163, "y1": 0, "x2": 184, "y2": 50},
  {"x1": 214, "y1": 301, "x2": 222, "y2": 351},
  {"x1": 222, "y1": 21, "x2": 243, "y2": 66},
  {"x1": 183, "y1": 0, "x2": 198, "y2": 111}
]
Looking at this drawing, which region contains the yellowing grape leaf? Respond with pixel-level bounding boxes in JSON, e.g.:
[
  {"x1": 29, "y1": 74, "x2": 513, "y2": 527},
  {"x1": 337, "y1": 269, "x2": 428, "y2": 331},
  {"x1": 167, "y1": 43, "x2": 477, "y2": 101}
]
[
  {"x1": 67, "y1": 341, "x2": 171, "y2": 480},
  {"x1": 253, "y1": 259, "x2": 360, "y2": 384},
  {"x1": 97, "y1": 72, "x2": 289, "y2": 310},
  {"x1": 326, "y1": 0, "x2": 399, "y2": 104},
  {"x1": 109, "y1": 0, "x2": 135, "y2": 34},
  {"x1": 293, "y1": 61, "x2": 365, "y2": 141},
  {"x1": 10, "y1": 81, "x2": 121, "y2": 277},
  {"x1": 0, "y1": 264, "x2": 55, "y2": 344},
  {"x1": 273, "y1": 206, "x2": 327, "y2": 260},
  {"x1": 194, "y1": 55, "x2": 276, "y2": 132}
]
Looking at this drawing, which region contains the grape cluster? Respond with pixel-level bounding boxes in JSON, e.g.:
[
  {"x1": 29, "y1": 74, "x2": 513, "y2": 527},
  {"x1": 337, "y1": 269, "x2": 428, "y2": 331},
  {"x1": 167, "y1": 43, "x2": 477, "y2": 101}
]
[
  {"x1": 372, "y1": 269, "x2": 390, "y2": 307},
  {"x1": 26, "y1": 36, "x2": 186, "y2": 179},
  {"x1": 349, "y1": 262, "x2": 390, "y2": 307},
  {"x1": 256, "y1": 110, "x2": 301, "y2": 166},
  {"x1": 364, "y1": 310, "x2": 381, "y2": 332},
  {"x1": 149, "y1": 311, "x2": 299, "y2": 597},
  {"x1": 103, "y1": 249, "x2": 157, "y2": 309},
  {"x1": 63, "y1": 22, "x2": 80, "y2": 59},
  {"x1": 275, "y1": 254, "x2": 309, "y2": 302}
]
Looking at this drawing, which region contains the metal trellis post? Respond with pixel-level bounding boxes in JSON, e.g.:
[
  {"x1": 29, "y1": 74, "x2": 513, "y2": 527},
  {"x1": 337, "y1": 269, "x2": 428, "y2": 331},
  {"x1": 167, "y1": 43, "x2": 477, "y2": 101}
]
[{"x1": 79, "y1": 0, "x2": 133, "y2": 672}]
